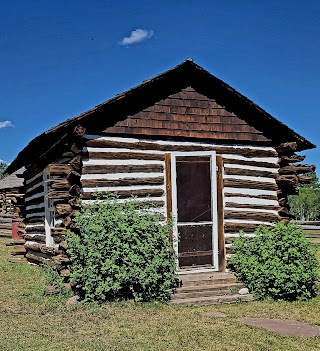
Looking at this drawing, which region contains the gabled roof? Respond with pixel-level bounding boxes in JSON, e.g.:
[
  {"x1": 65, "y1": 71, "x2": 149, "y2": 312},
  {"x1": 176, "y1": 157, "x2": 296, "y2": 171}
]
[
  {"x1": 0, "y1": 168, "x2": 24, "y2": 190},
  {"x1": 6, "y1": 59, "x2": 315, "y2": 174}
]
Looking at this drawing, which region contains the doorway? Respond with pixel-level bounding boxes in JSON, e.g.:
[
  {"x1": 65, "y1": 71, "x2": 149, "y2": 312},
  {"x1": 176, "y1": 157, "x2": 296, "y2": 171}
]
[{"x1": 171, "y1": 152, "x2": 219, "y2": 272}]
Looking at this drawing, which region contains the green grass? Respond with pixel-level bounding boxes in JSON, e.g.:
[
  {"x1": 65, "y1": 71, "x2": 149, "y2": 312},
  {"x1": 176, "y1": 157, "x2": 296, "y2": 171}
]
[{"x1": 1, "y1": 238, "x2": 320, "y2": 351}]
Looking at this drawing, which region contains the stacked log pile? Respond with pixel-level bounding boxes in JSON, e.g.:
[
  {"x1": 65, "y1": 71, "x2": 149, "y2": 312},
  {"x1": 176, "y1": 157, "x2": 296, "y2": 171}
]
[
  {"x1": 24, "y1": 125, "x2": 86, "y2": 280},
  {"x1": 276, "y1": 142, "x2": 315, "y2": 221},
  {"x1": 0, "y1": 191, "x2": 24, "y2": 238}
]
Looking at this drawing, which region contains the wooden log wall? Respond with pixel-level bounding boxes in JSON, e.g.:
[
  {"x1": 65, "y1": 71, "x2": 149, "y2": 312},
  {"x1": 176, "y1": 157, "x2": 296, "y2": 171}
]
[
  {"x1": 0, "y1": 188, "x2": 25, "y2": 239},
  {"x1": 82, "y1": 134, "x2": 282, "y2": 263},
  {"x1": 22, "y1": 131, "x2": 314, "y2": 275},
  {"x1": 23, "y1": 125, "x2": 85, "y2": 272}
]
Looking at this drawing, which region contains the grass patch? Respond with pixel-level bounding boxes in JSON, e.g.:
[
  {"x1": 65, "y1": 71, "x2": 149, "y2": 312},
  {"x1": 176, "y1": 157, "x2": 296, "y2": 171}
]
[{"x1": 1, "y1": 238, "x2": 320, "y2": 350}]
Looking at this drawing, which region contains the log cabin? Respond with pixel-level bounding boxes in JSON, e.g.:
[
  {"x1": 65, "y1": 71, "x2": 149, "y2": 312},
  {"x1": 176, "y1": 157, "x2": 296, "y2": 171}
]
[
  {"x1": 0, "y1": 168, "x2": 24, "y2": 239},
  {"x1": 5, "y1": 59, "x2": 316, "y2": 280}
]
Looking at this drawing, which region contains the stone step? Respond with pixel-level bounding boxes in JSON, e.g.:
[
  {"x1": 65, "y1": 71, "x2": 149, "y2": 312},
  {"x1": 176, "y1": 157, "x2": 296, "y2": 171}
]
[
  {"x1": 171, "y1": 293, "x2": 254, "y2": 306},
  {"x1": 178, "y1": 272, "x2": 237, "y2": 287},
  {"x1": 172, "y1": 282, "x2": 244, "y2": 299}
]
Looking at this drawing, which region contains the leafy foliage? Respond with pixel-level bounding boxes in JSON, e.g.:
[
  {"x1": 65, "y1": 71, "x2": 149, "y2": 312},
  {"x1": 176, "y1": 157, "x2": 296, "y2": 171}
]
[
  {"x1": 229, "y1": 222, "x2": 319, "y2": 301},
  {"x1": 66, "y1": 195, "x2": 176, "y2": 303},
  {"x1": 0, "y1": 161, "x2": 7, "y2": 179},
  {"x1": 42, "y1": 264, "x2": 69, "y2": 296},
  {"x1": 289, "y1": 171, "x2": 320, "y2": 221}
]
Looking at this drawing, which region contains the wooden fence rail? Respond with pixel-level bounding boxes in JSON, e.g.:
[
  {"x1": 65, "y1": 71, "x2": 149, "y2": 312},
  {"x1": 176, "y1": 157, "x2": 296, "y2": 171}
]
[{"x1": 292, "y1": 221, "x2": 320, "y2": 245}]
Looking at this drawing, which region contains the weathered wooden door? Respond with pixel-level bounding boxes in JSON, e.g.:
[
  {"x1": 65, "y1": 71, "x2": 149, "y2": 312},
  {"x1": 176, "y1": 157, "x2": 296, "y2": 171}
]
[{"x1": 171, "y1": 152, "x2": 219, "y2": 271}]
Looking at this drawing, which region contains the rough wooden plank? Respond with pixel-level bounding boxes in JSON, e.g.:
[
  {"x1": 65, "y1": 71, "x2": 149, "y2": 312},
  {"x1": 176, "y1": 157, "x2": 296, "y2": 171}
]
[
  {"x1": 82, "y1": 164, "x2": 164, "y2": 174},
  {"x1": 224, "y1": 167, "x2": 277, "y2": 179},
  {"x1": 24, "y1": 234, "x2": 46, "y2": 243},
  {"x1": 223, "y1": 179, "x2": 277, "y2": 191},
  {"x1": 279, "y1": 154, "x2": 305, "y2": 164},
  {"x1": 276, "y1": 142, "x2": 298, "y2": 154},
  {"x1": 224, "y1": 192, "x2": 278, "y2": 201},
  {"x1": 81, "y1": 177, "x2": 164, "y2": 188},
  {"x1": 225, "y1": 202, "x2": 280, "y2": 211},
  {"x1": 223, "y1": 157, "x2": 279, "y2": 169},
  {"x1": 81, "y1": 188, "x2": 165, "y2": 199},
  {"x1": 278, "y1": 165, "x2": 315, "y2": 175},
  {"x1": 88, "y1": 151, "x2": 166, "y2": 161},
  {"x1": 48, "y1": 164, "x2": 73, "y2": 175},
  {"x1": 25, "y1": 225, "x2": 46, "y2": 233},
  {"x1": 224, "y1": 210, "x2": 279, "y2": 222}
]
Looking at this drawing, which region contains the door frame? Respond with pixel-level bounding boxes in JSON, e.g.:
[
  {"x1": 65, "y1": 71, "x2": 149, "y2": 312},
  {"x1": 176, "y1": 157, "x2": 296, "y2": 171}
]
[{"x1": 171, "y1": 151, "x2": 219, "y2": 273}]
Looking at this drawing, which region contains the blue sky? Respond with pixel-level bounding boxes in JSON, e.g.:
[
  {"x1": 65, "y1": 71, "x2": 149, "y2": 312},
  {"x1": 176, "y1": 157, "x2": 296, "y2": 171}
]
[{"x1": 1, "y1": 0, "x2": 319, "y2": 174}]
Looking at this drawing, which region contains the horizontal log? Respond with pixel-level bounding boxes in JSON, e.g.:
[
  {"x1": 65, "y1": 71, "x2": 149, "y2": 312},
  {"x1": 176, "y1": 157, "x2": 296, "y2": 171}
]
[
  {"x1": 47, "y1": 191, "x2": 70, "y2": 199},
  {"x1": 299, "y1": 176, "x2": 313, "y2": 184},
  {"x1": 224, "y1": 168, "x2": 277, "y2": 179},
  {"x1": 0, "y1": 223, "x2": 12, "y2": 230},
  {"x1": 26, "y1": 251, "x2": 52, "y2": 265},
  {"x1": 276, "y1": 175, "x2": 299, "y2": 186},
  {"x1": 224, "y1": 222, "x2": 271, "y2": 233},
  {"x1": 24, "y1": 242, "x2": 59, "y2": 255},
  {"x1": 85, "y1": 138, "x2": 277, "y2": 157},
  {"x1": 278, "y1": 165, "x2": 315, "y2": 175},
  {"x1": 11, "y1": 246, "x2": 27, "y2": 255},
  {"x1": 88, "y1": 151, "x2": 165, "y2": 161},
  {"x1": 223, "y1": 179, "x2": 277, "y2": 191},
  {"x1": 48, "y1": 164, "x2": 73, "y2": 175},
  {"x1": 82, "y1": 164, "x2": 164, "y2": 174},
  {"x1": 27, "y1": 217, "x2": 45, "y2": 224},
  {"x1": 53, "y1": 254, "x2": 70, "y2": 265},
  {"x1": 82, "y1": 177, "x2": 164, "y2": 188},
  {"x1": 5, "y1": 238, "x2": 26, "y2": 246},
  {"x1": 55, "y1": 204, "x2": 73, "y2": 216},
  {"x1": 50, "y1": 228, "x2": 68, "y2": 236},
  {"x1": 5, "y1": 193, "x2": 24, "y2": 198},
  {"x1": 223, "y1": 158, "x2": 279, "y2": 169},
  {"x1": 8, "y1": 257, "x2": 28, "y2": 264},
  {"x1": 25, "y1": 225, "x2": 45, "y2": 234},
  {"x1": 49, "y1": 179, "x2": 71, "y2": 190},
  {"x1": 225, "y1": 202, "x2": 280, "y2": 211},
  {"x1": 279, "y1": 154, "x2": 305, "y2": 164},
  {"x1": 24, "y1": 234, "x2": 46, "y2": 243},
  {"x1": 81, "y1": 188, "x2": 165, "y2": 200},
  {"x1": 0, "y1": 217, "x2": 12, "y2": 224},
  {"x1": 276, "y1": 142, "x2": 297, "y2": 154},
  {"x1": 224, "y1": 210, "x2": 279, "y2": 222}
]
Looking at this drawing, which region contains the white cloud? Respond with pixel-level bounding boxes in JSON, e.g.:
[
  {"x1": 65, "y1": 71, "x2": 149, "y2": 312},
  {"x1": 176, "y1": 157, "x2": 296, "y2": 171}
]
[
  {"x1": 120, "y1": 29, "x2": 153, "y2": 46},
  {"x1": 0, "y1": 120, "x2": 14, "y2": 129}
]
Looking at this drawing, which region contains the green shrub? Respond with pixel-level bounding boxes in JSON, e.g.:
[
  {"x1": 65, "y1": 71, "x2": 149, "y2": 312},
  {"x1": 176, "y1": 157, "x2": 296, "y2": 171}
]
[
  {"x1": 229, "y1": 222, "x2": 319, "y2": 301},
  {"x1": 42, "y1": 264, "x2": 69, "y2": 296},
  {"x1": 66, "y1": 195, "x2": 176, "y2": 303}
]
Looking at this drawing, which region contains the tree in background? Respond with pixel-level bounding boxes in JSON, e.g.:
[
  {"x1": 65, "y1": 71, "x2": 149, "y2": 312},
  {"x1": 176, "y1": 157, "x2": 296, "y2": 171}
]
[
  {"x1": 289, "y1": 171, "x2": 320, "y2": 221},
  {"x1": 0, "y1": 161, "x2": 7, "y2": 180}
]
